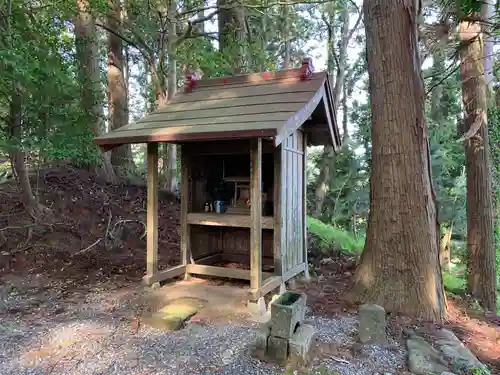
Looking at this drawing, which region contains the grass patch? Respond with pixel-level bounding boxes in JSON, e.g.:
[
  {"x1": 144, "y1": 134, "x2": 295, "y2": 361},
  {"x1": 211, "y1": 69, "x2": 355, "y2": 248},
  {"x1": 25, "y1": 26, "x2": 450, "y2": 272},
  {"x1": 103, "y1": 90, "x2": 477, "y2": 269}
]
[{"x1": 307, "y1": 216, "x2": 364, "y2": 254}]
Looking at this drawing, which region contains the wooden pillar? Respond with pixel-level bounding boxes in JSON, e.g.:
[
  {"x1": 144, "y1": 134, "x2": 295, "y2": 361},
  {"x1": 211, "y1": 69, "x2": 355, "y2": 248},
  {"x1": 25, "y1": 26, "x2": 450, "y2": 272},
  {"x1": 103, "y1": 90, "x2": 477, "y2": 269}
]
[
  {"x1": 302, "y1": 133, "x2": 310, "y2": 279},
  {"x1": 250, "y1": 138, "x2": 262, "y2": 292},
  {"x1": 145, "y1": 142, "x2": 159, "y2": 281},
  {"x1": 180, "y1": 146, "x2": 191, "y2": 279},
  {"x1": 273, "y1": 145, "x2": 282, "y2": 276}
]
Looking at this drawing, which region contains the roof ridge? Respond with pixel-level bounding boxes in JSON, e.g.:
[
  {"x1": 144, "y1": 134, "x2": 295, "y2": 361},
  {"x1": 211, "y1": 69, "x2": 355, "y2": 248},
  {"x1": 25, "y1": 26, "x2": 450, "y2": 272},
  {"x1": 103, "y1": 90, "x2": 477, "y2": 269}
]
[{"x1": 193, "y1": 68, "x2": 306, "y2": 89}]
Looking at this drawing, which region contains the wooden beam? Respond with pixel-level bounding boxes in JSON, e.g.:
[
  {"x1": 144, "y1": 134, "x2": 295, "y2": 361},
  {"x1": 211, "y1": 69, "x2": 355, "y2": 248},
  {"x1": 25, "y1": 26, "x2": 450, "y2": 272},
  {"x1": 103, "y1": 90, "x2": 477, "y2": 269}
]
[
  {"x1": 143, "y1": 265, "x2": 187, "y2": 285},
  {"x1": 187, "y1": 213, "x2": 274, "y2": 229},
  {"x1": 283, "y1": 262, "x2": 306, "y2": 282},
  {"x1": 249, "y1": 276, "x2": 283, "y2": 300},
  {"x1": 302, "y1": 133, "x2": 310, "y2": 279},
  {"x1": 186, "y1": 264, "x2": 273, "y2": 280},
  {"x1": 273, "y1": 146, "x2": 282, "y2": 276},
  {"x1": 194, "y1": 253, "x2": 222, "y2": 265},
  {"x1": 180, "y1": 146, "x2": 191, "y2": 279},
  {"x1": 145, "y1": 142, "x2": 159, "y2": 280},
  {"x1": 250, "y1": 138, "x2": 263, "y2": 291}
]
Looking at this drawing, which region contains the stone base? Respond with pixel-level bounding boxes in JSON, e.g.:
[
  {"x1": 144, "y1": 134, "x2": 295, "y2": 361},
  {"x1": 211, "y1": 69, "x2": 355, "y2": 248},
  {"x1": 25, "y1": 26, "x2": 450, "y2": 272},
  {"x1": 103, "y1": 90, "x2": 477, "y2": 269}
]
[
  {"x1": 289, "y1": 324, "x2": 316, "y2": 364},
  {"x1": 254, "y1": 323, "x2": 316, "y2": 366}
]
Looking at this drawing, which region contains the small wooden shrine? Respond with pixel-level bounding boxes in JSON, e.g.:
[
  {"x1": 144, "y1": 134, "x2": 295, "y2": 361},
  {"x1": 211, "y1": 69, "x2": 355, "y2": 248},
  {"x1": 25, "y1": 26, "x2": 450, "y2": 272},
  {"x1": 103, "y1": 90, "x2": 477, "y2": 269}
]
[{"x1": 94, "y1": 59, "x2": 341, "y2": 301}]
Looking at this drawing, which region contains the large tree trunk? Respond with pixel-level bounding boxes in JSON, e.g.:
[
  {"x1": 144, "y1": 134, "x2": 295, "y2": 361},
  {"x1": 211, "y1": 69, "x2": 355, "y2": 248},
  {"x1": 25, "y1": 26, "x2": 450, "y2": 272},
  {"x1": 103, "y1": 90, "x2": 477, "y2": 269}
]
[
  {"x1": 348, "y1": 0, "x2": 446, "y2": 322},
  {"x1": 107, "y1": 0, "x2": 132, "y2": 169},
  {"x1": 459, "y1": 20, "x2": 497, "y2": 312},
  {"x1": 74, "y1": 0, "x2": 116, "y2": 183},
  {"x1": 218, "y1": 0, "x2": 247, "y2": 74}
]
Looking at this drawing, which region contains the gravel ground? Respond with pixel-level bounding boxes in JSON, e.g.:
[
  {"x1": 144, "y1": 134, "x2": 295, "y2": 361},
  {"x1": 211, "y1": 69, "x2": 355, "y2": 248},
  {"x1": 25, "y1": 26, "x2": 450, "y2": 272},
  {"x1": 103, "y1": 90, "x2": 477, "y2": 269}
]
[{"x1": 0, "y1": 280, "x2": 407, "y2": 375}]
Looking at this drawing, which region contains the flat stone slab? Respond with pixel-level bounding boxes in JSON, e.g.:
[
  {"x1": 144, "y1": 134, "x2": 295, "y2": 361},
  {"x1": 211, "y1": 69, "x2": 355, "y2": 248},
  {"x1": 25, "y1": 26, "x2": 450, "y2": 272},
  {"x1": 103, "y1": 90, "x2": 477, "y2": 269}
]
[
  {"x1": 359, "y1": 303, "x2": 386, "y2": 344},
  {"x1": 289, "y1": 324, "x2": 316, "y2": 364},
  {"x1": 407, "y1": 336, "x2": 449, "y2": 375},
  {"x1": 142, "y1": 297, "x2": 204, "y2": 331},
  {"x1": 406, "y1": 328, "x2": 486, "y2": 375}
]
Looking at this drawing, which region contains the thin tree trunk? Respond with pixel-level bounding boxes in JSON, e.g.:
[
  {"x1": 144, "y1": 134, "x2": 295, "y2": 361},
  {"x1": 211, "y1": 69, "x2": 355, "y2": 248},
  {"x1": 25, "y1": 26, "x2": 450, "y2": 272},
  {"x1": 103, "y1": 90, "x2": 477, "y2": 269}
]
[
  {"x1": 459, "y1": 20, "x2": 497, "y2": 312},
  {"x1": 164, "y1": 0, "x2": 177, "y2": 194},
  {"x1": 430, "y1": 49, "x2": 445, "y2": 124},
  {"x1": 342, "y1": 73, "x2": 348, "y2": 143},
  {"x1": 348, "y1": 0, "x2": 445, "y2": 322},
  {"x1": 282, "y1": 5, "x2": 291, "y2": 69},
  {"x1": 9, "y1": 93, "x2": 48, "y2": 219},
  {"x1": 107, "y1": 0, "x2": 132, "y2": 170},
  {"x1": 313, "y1": 3, "x2": 350, "y2": 218},
  {"x1": 74, "y1": 0, "x2": 116, "y2": 183}
]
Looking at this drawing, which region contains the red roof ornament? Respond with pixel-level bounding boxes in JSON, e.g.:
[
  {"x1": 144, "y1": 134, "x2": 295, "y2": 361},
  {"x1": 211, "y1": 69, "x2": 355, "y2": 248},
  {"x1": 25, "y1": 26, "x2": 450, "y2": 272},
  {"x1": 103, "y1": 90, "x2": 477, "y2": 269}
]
[
  {"x1": 185, "y1": 71, "x2": 201, "y2": 93},
  {"x1": 300, "y1": 58, "x2": 314, "y2": 81}
]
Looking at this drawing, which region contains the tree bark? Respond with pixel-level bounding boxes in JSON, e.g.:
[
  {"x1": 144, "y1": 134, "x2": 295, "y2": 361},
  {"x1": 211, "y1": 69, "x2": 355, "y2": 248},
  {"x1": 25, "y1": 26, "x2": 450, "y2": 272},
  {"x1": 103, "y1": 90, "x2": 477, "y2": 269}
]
[
  {"x1": 429, "y1": 49, "x2": 445, "y2": 124},
  {"x1": 282, "y1": 5, "x2": 291, "y2": 69},
  {"x1": 218, "y1": 0, "x2": 247, "y2": 74},
  {"x1": 74, "y1": 0, "x2": 117, "y2": 183},
  {"x1": 348, "y1": 0, "x2": 446, "y2": 322},
  {"x1": 164, "y1": 0, "x2": 177, "y2": 194},
  {"x1": 459, "y1": 20, "x2": 498, "y2": 312},
  {"x1": 107, "y1": 0, "x2": 132, "y2": 169},
  {"x1": 313, "y1": 3, "x2": 350, "y2": 218},
  {"x1": 9, "y1": 93, "x2": 48, "y2": 219}
]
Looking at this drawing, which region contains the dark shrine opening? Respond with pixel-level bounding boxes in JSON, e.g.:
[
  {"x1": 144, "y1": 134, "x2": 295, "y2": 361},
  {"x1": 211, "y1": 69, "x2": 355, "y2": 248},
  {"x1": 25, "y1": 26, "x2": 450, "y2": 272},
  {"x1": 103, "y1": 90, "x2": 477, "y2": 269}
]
[{"x1": 185, "y1": 139, "x2": 276, "y2": 276}]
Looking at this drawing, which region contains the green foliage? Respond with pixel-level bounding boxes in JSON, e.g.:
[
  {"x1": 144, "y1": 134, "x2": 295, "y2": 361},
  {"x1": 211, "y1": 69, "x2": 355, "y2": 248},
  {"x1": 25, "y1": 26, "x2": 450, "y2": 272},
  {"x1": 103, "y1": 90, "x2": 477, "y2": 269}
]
[
  {"x1": 0, "y1": 0, "x2": 100, "y2": 167},
  {"x1": 307, "y1": 216, "x2": 364, "y2": 254}
]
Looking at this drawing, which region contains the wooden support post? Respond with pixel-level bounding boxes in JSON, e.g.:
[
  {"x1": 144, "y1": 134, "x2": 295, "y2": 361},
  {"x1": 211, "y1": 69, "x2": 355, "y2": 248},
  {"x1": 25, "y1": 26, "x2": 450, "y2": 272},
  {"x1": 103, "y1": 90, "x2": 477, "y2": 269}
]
[
  {"x1": 273, "y1": 145, "x2": 282, "y2": 276},
  {"x1": 180, "y1": 146, "x2": 191, "y2": 280},
  {"x1": 302, "y1": 133, "x2": 310, "y2": 280},
  {"x1": 250, "y1": 138, "x2": 262, "y2": 294},
  {"x1": 145, "y1": 142, "x2": 159, "y2": 283}
]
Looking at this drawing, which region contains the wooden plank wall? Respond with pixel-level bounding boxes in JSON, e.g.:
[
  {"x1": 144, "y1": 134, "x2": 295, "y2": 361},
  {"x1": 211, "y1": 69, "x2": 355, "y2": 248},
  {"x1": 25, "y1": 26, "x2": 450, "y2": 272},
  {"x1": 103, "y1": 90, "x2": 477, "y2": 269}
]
[
  {"x1": 190, "y1": 226, "x2": 274, "y2": 265},
  {"x1": 281, "y1": 130, "x2": 305, "y2": 273}
]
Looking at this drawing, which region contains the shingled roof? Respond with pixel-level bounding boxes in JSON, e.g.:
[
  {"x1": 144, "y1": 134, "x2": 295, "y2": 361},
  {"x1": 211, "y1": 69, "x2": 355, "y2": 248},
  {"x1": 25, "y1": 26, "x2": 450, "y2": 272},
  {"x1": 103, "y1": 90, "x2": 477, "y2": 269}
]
[{"x1": 94, "y1": 66, "x2": 341, "y2": 150}]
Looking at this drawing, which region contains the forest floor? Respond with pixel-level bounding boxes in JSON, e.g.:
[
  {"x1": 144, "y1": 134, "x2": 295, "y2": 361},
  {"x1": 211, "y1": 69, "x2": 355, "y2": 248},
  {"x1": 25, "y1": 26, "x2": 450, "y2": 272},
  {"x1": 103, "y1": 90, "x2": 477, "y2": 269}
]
[{"x1": 0, "y1": 164, "x2": 498, "y2": 374}]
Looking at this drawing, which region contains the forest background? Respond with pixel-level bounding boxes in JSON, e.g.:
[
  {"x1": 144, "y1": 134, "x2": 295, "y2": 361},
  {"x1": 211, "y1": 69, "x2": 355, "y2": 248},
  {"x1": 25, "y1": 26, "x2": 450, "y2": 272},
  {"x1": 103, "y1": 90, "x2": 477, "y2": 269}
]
[{"x1": 0, "y1": 0, "x2": 499, "y2": 317}]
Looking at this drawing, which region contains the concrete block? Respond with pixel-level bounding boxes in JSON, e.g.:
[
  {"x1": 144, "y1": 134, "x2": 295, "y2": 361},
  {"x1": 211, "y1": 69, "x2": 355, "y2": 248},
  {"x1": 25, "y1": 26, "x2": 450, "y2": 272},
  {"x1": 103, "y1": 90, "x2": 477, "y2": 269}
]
[
  {"x1": 267, "y1": 335, "x2": 288, "y2": 363},
  {"x1": 270, "y1": 292, "x2": 306, "y2": 339},
  {"x1": 289, "y1": 324, "x2": 316, "y2": 364},
  {"x1": 359, "y1": 304, "x2": 386, "y2": 344}
]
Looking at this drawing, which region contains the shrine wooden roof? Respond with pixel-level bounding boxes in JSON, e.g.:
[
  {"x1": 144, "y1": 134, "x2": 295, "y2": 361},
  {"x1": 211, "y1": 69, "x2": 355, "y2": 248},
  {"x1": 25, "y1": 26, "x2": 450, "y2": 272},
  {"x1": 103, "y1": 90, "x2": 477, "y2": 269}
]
[{"x1": 94, "y1": 67, "x2": 341, "y2": 150}]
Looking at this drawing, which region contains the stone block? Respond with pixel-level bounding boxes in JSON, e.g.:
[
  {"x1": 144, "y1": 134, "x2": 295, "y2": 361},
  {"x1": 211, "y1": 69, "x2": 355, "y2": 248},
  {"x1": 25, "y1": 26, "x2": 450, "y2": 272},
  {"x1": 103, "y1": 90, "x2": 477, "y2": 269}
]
[
  {"x1": 407, "y1": 337, "x2": 449, "y2": 375},
  {"x1": 359, "y1": 303, "x2": 386, "y2": 344},
  {"x1": 256, "y1": 321, "x2": 271, "y2": 351},
  {"x1": 267, "y1": 335, "x2": 288, "y2": 363},
  {"x1": 289, "y1": 324, "x2": 316, "y2": 364},
  {"x1": 270, "y1": 292, "x2": 306, "y2": 339}
]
